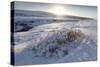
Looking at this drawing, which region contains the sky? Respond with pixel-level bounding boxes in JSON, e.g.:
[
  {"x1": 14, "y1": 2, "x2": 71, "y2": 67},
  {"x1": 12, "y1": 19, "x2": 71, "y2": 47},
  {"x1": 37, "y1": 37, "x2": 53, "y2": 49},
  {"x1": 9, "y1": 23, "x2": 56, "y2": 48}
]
[{"x1": 13, "y1": 1, "x2": 97, "y2": 19}]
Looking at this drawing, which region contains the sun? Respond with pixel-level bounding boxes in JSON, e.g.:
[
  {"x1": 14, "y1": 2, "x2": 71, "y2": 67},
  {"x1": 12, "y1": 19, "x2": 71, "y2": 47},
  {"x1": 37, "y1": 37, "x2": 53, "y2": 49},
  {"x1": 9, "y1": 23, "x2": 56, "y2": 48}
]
[{"x1": 50, "y1": 5, "x2": 67, "y2": 16}]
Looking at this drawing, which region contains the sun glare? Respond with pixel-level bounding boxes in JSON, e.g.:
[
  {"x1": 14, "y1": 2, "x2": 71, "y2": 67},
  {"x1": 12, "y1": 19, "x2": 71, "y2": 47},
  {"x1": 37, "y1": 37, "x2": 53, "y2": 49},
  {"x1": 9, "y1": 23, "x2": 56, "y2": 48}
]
[{"x1": 50, "y1": 5, "x2": 67, "y2": 16}]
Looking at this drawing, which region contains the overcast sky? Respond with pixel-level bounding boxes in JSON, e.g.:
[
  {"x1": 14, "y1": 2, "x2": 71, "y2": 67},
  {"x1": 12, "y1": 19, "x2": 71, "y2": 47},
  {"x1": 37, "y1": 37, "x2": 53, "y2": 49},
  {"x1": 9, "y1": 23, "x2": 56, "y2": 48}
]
[{"x1": 13, "y1": 1, "x2": 97, "y2": 19}]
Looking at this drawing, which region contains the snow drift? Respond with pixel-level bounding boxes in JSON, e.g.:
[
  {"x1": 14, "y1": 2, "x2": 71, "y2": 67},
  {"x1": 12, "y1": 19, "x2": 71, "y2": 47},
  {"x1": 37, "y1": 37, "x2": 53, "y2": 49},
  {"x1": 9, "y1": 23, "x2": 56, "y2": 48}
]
[{"x1": 12, "y1": 21, "x2": 97, "y2": 65}]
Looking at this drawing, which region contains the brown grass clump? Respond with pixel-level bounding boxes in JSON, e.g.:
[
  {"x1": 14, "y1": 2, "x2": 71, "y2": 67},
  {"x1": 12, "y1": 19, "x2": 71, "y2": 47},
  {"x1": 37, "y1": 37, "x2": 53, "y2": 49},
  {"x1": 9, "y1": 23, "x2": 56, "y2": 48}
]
[{"x1": 67, "y1": 29, "x2": 85, "y2": 42}]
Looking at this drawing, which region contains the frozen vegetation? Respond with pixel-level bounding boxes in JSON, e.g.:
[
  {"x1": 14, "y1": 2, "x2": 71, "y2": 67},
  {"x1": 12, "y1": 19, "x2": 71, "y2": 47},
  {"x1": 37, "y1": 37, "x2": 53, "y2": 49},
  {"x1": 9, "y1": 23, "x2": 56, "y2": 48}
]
[{"x1": 11, "y1": 10, "x2": 97, "y2": 66}]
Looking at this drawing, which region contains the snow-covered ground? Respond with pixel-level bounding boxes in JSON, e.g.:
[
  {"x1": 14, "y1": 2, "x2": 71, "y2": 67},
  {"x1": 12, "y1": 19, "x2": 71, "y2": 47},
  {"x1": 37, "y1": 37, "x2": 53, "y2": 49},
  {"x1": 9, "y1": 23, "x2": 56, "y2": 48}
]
[{"x1": 12, "y1": 19, "x2": 97, "y2": 66}]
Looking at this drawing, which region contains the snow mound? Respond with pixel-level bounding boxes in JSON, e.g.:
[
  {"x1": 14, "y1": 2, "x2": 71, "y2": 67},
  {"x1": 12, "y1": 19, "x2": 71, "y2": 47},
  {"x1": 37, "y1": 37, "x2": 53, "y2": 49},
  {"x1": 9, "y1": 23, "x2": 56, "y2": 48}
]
[{"x1": 13, "y1": 21, "x2": 97, "y2": 65}]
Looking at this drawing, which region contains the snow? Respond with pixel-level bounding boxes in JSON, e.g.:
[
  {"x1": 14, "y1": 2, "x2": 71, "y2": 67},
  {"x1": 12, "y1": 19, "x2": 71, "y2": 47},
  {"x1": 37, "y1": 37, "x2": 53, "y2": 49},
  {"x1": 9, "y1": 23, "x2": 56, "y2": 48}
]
[{"x1": 12, "y1": 19, "x2": 97, "y2": 66}]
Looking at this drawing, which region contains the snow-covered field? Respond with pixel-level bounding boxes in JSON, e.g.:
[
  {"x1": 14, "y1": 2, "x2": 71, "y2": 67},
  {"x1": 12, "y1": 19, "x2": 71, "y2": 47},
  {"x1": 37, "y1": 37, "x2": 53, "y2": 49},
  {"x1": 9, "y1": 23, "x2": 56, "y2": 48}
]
[{"x1": 12, "y1": 18, "x2": 97, "y2": 66}]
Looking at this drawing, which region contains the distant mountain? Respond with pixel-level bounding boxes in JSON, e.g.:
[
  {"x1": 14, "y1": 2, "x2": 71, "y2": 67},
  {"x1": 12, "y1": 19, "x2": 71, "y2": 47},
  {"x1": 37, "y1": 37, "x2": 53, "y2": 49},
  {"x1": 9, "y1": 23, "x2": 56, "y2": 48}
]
[
  {"x1": 62, "y1": 15, "x2": 94, "y2": 20},
  {"x1": 12, "y1": 10, "x2": 56, "y2": 17},
  {"x1": 11, "y1": 10, "x2": 94, "y2": 20}
]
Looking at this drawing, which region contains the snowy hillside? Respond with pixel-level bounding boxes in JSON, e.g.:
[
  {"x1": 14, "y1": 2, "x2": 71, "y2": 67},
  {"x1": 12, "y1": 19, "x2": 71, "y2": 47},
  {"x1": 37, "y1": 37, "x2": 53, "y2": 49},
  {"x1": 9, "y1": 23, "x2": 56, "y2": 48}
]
[
  {"x1": 12, "y1": 10, "x2": 95, "y2": 32},
  {"x1": 12, "y1": 18, "x2": 97, "y2": 65}
]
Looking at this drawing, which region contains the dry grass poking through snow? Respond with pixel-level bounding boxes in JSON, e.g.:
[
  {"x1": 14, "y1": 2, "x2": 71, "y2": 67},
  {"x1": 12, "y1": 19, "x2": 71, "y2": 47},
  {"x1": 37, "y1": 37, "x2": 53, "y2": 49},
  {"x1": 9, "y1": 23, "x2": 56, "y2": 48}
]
[
  {"x1": 67, "y1": 29, "x2": 85, "y2": 42},
  {"x1": 32, "y1": 29, "x2": 86, "y2": 58}
]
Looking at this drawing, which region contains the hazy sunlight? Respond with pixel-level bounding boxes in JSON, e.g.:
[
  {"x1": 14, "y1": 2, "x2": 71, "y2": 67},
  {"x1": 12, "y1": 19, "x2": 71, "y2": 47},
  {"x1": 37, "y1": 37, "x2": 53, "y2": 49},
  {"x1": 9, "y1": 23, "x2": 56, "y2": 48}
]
[{"x1": 50, "y1": 5, "x2": 67, "y2": 16}]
